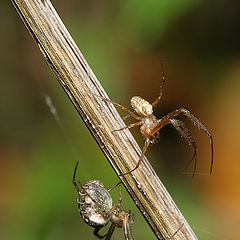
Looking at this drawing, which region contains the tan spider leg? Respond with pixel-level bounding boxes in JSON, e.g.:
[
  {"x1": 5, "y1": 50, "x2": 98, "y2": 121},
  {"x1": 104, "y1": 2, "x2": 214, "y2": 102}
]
[
  {"x1": 90, "y1": 93, "x2": 141, "y2": 120},
  {"x1": 152, "y1": 108, "x2": 213, "y2": 174},
  {"x1": 151, "y1": 63, "x2": 166, "y2": 108},
  {"x1": 112, "y1": 121, "x2": 142, "y2": 133},
  {"x1": 120, "y1": 138, "x2": 151, "y2": 176}
]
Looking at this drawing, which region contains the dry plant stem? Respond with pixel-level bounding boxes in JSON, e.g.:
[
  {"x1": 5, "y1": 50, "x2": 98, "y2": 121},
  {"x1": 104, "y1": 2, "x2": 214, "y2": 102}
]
[{"x1": 11, "y1": 0, "x2": 198, "y2": 239}]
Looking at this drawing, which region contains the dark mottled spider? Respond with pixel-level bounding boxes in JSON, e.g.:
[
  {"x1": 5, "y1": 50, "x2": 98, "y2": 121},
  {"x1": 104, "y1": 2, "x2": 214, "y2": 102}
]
[
  {"x1": 72, "y1": 161, "x2": 134, "y2": 240},
  {"x1": 97, "y1": 66, "x2": 213, "y2": 177},
  {"x1": 72, "y1": 162, "x2": 184, "y2": 239}
]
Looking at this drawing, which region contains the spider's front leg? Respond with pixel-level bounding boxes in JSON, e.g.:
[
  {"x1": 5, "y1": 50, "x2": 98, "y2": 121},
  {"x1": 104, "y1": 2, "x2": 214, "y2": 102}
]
[
  {"x1": 151, "y1": 63, "x2": 166, "y2": 108},
  {"x1": 72, "y1": 161, "x2": 83, "y2": 213},
  {"x1": 72, "y1": 161, "x2": 81, "y2": 192},
  {"x1": 111, "y1": 121, "x2": 142, "y2": 133},
  {"x1": 93, "y1": 226, "x2": 107, "y2": 239},
  {"x1": 90, "y1": 93, "x2": 141, "y2": 120}
]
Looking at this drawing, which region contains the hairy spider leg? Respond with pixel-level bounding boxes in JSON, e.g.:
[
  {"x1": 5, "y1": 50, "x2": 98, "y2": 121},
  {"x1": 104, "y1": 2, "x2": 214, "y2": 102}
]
[
  {"x1": 151, "y1": 63, "x2": 166, "y2": 108},
  {"x1": 170, "y1": 119, "x2": 198, "y2": 178},
  {"x1": 152, "y1": 108, "x2": 213, "y2": 175},
  {"x1": 120, "y1": 138, "x2": 151, "y2": 176},
  {"x1": 120, "y1": 118, "x2": 197, "y2": 176},
  {"x1": 168, "y1": 108, "x2": 213, "y2": 174}
]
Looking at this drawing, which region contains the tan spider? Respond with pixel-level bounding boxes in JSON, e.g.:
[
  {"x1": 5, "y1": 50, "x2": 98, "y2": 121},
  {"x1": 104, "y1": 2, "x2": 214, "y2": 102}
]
[{"x1": 97, "y1": 66, "x2": 213, "y2": 177}]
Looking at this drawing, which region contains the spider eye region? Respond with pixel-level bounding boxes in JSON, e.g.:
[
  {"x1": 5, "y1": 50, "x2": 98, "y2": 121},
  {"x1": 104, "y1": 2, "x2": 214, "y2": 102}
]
[{"x1": 131, "y1": 96, "x2": 153, "y2": 117}]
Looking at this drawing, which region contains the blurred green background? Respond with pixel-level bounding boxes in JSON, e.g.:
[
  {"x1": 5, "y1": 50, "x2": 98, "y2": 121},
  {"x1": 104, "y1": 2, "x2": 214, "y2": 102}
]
[{"x1": 1, "y1": 0, "x2": 240, "y2": 239}]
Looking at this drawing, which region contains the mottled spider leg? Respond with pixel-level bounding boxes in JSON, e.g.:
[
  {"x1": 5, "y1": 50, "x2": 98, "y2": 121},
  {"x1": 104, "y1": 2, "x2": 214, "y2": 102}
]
[
  {"x1": 123, "y1": 214, "x2": 134, "y2": 240},
  {"x1": 151, "y1": 63, "x2": 166, "y2": 107},
  {"x1": 72, "y1": 161, "x2": 102, "y2": 210},
  {"x1": 107, "y1": 181, "x2": 122, "y2": 192},
  {"x1": 93, "y1": 227, "x2": 107, "y2": 239},
  {"x1": 117, "y1": 185, "x2": 122, "y2": 207},
  {"x1": 165, "y1": 223, "x2": 184, "y2": 240},
  {"x1": 120, "y1": 138, "x2": 151, "y2": 176},
  {"x1": 105, "y1": 223, "x2": 116, "y2": 240},
  {"x1": 72, "y1": 161, "x2": 82, "y2": 213},
  {"x1": 165, "y1": 108, "x2": 213, "y2": 174},
  {"x1": 72, "y1": 161, "x2": 81, "y2": 192},
  {"x1": 112, "y1": 121, "x2": 142, "y2": 133},
  {"x1": 170, "y1": 119, "x2": 198, "y2": 178},
  {"x1": 91, "y1": 93, "x2": 141, "y2": 120},
  {"x1": 94, "y1": 224, "x2": 116, "y2": 240}
]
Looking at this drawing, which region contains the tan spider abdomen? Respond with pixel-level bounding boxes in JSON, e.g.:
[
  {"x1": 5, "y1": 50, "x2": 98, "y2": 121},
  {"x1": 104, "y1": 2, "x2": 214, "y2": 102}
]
[{"x1": 130, "y1": 96, "x2": 153, "y2": 117}]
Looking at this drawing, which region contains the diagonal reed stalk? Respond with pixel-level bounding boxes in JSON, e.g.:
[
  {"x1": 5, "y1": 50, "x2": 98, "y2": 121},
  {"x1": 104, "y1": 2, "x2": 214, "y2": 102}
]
[{"x1": 11, "y1": 0, "x2": 198, "y2": 239}]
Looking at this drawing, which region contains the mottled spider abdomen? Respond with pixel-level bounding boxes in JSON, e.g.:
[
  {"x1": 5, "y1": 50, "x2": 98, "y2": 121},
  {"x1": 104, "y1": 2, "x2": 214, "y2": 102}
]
[
  {"x1": 130, "y1": 96, "x2": 153, "y2": 117},
  {"x1": 79, "y1": 180, "x2": 112, "y2": 227}
]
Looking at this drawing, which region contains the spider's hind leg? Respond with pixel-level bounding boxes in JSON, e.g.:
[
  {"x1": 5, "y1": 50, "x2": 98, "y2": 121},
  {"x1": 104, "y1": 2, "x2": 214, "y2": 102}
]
[
  {"x1": 170, "y1": 119, "x2": 198, "y2": 177},
  {"x1": 94, "y1": 226, "x2": 107, "y2": 239},
  {"x1": 166, "y1": 108, "x2": 213, "y2": 175},
  {"x1": 105, "y1": 223, "x2": 116, "y2": 240},
  {"x1": 94, "y1": 224, "x2": 116, "y2": 240}
]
